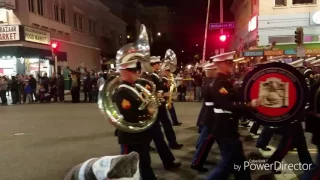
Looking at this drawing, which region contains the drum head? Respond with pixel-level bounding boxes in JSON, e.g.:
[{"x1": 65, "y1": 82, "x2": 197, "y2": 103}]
[{"x1": 240, "y1": 62, "x2": 308, "y2": 126}]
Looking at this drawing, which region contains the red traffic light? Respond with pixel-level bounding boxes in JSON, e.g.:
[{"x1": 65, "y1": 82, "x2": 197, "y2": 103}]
[
  {"x1": 51, "y1": 42, "x2": 58, "y2": 49},
  {"x1": 219, "y1": 35, "x2": 227, "y2": 42}
]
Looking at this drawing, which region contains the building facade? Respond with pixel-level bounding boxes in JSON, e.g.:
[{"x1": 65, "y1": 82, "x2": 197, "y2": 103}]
[
  {"x1": 0, "y1": 0, "x2": 126, "y2": 77},
  {"x1": 231, "y1": 0, "x2": 320, "y2": 59}
]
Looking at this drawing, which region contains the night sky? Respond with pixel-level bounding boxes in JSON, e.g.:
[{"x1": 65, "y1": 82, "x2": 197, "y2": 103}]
[{"x1": 140, "y1": 0, "x2": 234, "y2": 61}]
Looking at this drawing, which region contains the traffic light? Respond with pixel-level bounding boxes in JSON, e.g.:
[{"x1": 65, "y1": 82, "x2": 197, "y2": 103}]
[
  {"x1": 295, "y1": 27, "x2": 304, "y2": 45},
  {"x1": 219, "y1": 34, "x2": 227, "y2": 42},
  {"x1": 51, "y1": 42, "x2": 58, "y2": 55}
]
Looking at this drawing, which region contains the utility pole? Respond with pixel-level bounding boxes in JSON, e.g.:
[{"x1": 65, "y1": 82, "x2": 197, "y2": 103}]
[
  {"x1": 201, "y1": 0, "x2": 211, "y2": 63},
  {"x1": 220, "y1": 0, "x2": 224, "y2": 54}
]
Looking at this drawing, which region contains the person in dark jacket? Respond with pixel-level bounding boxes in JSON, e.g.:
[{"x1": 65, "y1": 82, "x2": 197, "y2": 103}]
[
  {"x1": 10, "y1": 76, "x2": 19, "y2": 104},
  {"x1": 83, "y1": 72, "x2": 92, "y2": 102},
  {"x1": 177, "y1": 81, "x2": 187, "y2": 101},
  {"x1": 28, "y1": 75, "x2": 37, "y2": 102},
  {"x1": 56, "y1": 73, "x2": 64, "y2": 102},
  {"x1": 38, "y1": 73, "x2": 50, "y2": 92},
  {"x1": 50, "y1": 74, "x2": 57, "y2": 102}
]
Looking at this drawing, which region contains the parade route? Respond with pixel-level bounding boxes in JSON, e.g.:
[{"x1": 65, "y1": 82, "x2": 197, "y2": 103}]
[{"x1": 0, "y1": 102, "x2": 316, "y2": 180}]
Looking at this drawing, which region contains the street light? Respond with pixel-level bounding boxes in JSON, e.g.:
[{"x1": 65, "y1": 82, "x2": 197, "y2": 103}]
[
  {"x1": 182, "y1": 50, "x2": 184, "y2": 53},
  {"x1": 196, "y1": 44, "x2": 198, "y2": 47},
  {"x1": 127, "y1": 35, "x2": 131, "y2": 39},
  {"x1": 157, "y1": 32, "x2": 161, "y2": 36}
]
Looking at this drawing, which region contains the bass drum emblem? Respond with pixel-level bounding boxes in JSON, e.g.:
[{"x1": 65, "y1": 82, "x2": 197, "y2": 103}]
[{"x1": 241, "y1": 62, "x2": 308, "y2": 126}]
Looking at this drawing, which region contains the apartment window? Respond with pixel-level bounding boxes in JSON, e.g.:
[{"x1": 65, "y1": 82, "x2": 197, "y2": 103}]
[
  {"x1": 37, "y1": 0, "x2": 44, "y2": 16},
  {"x1": 73, "y1": 13, "x2": 83, "y2": 31},
  {"x1": 293, "y1": 0, "x2": 315, "y2": 4},
  {"x1": 61, "y1": 8, "x2": 66, "y2": 24},
  {"x1": 78, "y1": 16, "x2": 83, "y2": 30},
  {"x1": 73, "y1": 13, "x2": 77, "y2": 28},
  {"x1": 54, "y1": 4, "x2": 59, "y2": 21},
  {"x1": 119, "y1": 35, "x2": 123, "y2": 46},
  {"x1": 29, "y1": 0, "x2": 35, "y2": 12},
  {"x1": 89, "y1": 20, "x2": 96, "y2": 36},
  {"x1": 275, "y1": 0, "x2": 286, "y2": 6}
]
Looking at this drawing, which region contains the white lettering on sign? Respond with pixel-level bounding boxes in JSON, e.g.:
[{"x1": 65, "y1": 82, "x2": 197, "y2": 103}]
[
  {"x1": 248, "y1": 16, "x2": 257, "y2": 32},
  {"x1": 0, "y1": 25, "x2": 20, "y2": 41},
  {"x1": 24, "y1": 26, "x2": 51, "y2": 45}
]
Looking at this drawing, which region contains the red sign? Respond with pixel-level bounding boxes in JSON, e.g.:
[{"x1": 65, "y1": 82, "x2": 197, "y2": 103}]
[{"x1": 249, "y1": 73, "x2": 297, "y2": 117}]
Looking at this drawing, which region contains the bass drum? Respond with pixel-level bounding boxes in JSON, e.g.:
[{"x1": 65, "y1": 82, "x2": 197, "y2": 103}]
[{"x1": 240, "y1": 62, "x2": 309, "y2": 127}]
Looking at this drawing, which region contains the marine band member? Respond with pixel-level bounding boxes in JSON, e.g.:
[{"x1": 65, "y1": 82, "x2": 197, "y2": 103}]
[
  {"x1": 206, "y1": 51, "x2": 260, "y2": 180},
  {"x1": 114, "y1": 53, "x2": 157, "y2": 180}
]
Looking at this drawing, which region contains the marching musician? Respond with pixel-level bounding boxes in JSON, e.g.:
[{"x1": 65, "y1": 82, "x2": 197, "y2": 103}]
[
  {"x1": 191, "y1": 62, "x2": 217, "y2": 172},
  {"x1": 301, "y1": 82, "x2": 320, "y2": 179},
  {"x1": 114, "y1": 55, "x2": 157, "y2": 179},
  {"x1": 206, "y1": 51, "x2": 260, "y2": 180},
  {"x1": 149, "y1": 56, "x2": 184, "y2": 150},
  {"x1": 160, "y1": 64, "x2": 182, "y2": 126},
  {"x1": 137, "y1": 56, "x2": 182, "y2": 171}
]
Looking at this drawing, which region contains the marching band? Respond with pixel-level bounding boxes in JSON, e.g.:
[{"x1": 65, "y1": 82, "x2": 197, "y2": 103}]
[{"x1": 94, "y1": 24, "x2": 320, "y2": 180}]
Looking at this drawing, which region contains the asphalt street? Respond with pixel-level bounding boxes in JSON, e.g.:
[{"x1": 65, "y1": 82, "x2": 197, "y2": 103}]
[{"x1": 0, "y1": 102, "x2": 317, "y2": 180}]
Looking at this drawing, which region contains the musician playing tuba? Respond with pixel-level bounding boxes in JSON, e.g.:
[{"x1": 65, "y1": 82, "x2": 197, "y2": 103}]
[
  {"x1": 161, "y1": 49, "x2": 182, "y2": 126},
  {"x1": 98, "y1": 25, "x2": 157, "y2": 180}
]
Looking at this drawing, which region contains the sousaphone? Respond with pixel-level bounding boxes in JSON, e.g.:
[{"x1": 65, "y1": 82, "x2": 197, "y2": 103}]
[{"x1": 98, "y1": 24, "x2": 158, "y2": 133}]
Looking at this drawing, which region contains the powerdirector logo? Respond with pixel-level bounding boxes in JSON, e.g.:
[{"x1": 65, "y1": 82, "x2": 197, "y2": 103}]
[{"x1": 233, "y1": 159, "x2": 313, "y2": 172}]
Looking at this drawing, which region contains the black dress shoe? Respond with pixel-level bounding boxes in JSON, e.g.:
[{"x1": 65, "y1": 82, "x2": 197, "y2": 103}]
[
  {"x1": 256, "y1": 146, "x2": 271, "y2": 151},
  {"x1": 169, "y1": 144, "x2": 183, "y2": 150},
  {"x1": 190, "y1": 164, "x2": 208, "y2": 172},
  {"x1": 164, "y1": 162, "x2": 181, "y2": 170},
  {"x1": 172, "y1": 122, "x2": 182, "y2": 126}
]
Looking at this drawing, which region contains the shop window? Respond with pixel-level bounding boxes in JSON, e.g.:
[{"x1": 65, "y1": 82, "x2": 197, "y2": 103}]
[
  {"x1": 37, "y1": 0, "x2": 44, "y2": 16},
  {"x1": 54, "y1": 4, "x2": 59, "y2": 21},
  {"x1": 89, "y1": 19, "x2": 96, "y2": 36},
  {"x1": 293, "y1": 0, "x2": 315, "y2": 4},
  {"x1": 61, "y1": 8, "x2": 66, "y2": 24},
  {"x1": 275, "y1": 0, "x2": 286, "y2": 6},
  {"x1": 29, "y1": 0, "x2": 35, "y2": 12}
]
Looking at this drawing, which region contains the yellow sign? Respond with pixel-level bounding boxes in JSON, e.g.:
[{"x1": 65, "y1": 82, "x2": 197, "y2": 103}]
[
  {"x1": 264, "y1": 50, "x2": 284, "y2": 56},
  {"x1": 24, "y1": 26, "x2": 51, "y2": 45},
  {"x1": 305, "y1": 49, "x2": 320, "y2": 55}
]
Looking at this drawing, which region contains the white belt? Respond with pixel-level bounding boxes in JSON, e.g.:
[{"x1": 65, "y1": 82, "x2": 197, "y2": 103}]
[
  {"x1": 205, "y1": 102, "x2": 214, "y2": 106},
  {"x1": 214, "y1": 108, "x2": 232, "y2": 114}
]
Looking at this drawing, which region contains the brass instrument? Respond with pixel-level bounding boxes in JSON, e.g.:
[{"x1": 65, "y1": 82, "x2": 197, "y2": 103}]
[
  {"x1": 98, "y1": 25, "x2": 158, "y2": 133},
  {"x1": 161, "y1": 49, "x2": 177, "y2": 110}
]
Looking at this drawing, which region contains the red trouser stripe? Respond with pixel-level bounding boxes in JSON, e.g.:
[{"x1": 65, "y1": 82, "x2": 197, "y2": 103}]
[
  {"x1": 122, "y1": 144, "x2": 129, "y2": 155},
  {"x1": 195, "y1": 135, "x2": 212, "y2": 166}
]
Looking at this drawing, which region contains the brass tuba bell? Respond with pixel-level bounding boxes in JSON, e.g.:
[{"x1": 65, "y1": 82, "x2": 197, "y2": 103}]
[{"x1": 98, "y1": 24, "x2": 158, "y2": 133}]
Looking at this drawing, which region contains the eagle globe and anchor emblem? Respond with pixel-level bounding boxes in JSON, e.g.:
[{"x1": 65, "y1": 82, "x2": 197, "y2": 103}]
[{"x1": 240, "y1": 62, "x2": 308, "y2": 127}]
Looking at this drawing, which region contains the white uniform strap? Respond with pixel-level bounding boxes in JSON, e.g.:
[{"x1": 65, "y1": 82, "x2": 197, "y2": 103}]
[
  {"x1": 214, "y1": 108, "x2": 232, "y2": 114},
  {"x1": 205, "y1": 102, "x2": 214, "y2": 106}
]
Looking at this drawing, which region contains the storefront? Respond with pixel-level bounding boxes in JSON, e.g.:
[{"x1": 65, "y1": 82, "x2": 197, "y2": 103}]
[
  {"x1": 0, "y1": 46, "x2": 66, "y2": 77},
  {"x1": 0, "y1": 25, "x2": 67, "y2": 77}
]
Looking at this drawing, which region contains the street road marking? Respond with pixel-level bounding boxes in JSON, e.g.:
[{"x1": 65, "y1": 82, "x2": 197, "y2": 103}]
[{"x1": 14, "y1": 133, "x2": 25, "y2": 136}]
